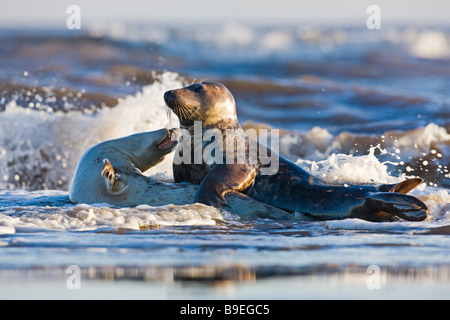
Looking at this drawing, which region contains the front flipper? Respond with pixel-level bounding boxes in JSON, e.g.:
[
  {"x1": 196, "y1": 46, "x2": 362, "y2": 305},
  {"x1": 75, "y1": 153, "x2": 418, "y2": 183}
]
[
  {"x1": 101, "y1": 159, "x2": 126, "y2": 194},
  {"x1": 357, "y1": 192, "x2": 428, "y2": 222},
  {"x1": 195, "y1": 164, "x2": 256, "y2": 208}
]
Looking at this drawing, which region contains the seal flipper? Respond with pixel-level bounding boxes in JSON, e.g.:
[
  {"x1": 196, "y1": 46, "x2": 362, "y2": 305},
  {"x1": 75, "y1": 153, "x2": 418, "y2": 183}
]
[
  {"x1": 360, "y1": 192, "x2": 428, "y2": 221},
  {"x1": 379, "y1": 177, "x2": 423, "y2": 194},
  {"x1": 101, "y1": 159, "x2": 124, "y2": 194},
  {"x1": 195, "y1": 164, "x2": 256, "y2": 208}
]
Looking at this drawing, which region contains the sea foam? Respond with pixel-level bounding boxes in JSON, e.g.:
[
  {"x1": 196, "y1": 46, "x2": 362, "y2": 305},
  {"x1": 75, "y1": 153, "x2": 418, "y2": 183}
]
[{"x1": 0, "y1": 189, "x2": 225, "y2": 234}]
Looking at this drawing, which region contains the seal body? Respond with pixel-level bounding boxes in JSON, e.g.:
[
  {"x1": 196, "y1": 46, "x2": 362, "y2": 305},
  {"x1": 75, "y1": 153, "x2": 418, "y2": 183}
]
[
  {"x1": 69, "y1": 128, "x2": 292, "y2": 219},
  {"x1": 164, "y1": 81, "x2": 428, "y2": 222}
]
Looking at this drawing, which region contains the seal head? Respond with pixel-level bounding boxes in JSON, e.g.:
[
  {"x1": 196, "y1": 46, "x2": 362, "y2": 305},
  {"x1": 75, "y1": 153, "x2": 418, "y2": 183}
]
[
  {"x1": 164, "y1": 81, "x2": 237, "y2": 127},
  {"x1": 69, "y1": 128, "x2": 178, "y2": 205}
]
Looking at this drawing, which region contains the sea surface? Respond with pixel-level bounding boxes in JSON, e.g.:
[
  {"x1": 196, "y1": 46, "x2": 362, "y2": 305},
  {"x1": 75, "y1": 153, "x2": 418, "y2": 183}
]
[{"x1": 0, "y1": 22, "x2": 449, "y2": 299}]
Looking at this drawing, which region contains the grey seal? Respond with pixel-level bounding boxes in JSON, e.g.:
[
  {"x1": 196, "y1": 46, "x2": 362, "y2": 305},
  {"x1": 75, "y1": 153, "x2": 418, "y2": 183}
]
[{"x1": 164, "y1": 81, "x2": 428, "y2": 222}]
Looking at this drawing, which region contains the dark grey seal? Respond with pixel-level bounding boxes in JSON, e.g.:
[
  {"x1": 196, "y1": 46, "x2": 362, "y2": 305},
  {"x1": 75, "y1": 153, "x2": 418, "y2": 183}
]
[{"x1": 164, "y1": 81, "x2": 428, "y2": 222}]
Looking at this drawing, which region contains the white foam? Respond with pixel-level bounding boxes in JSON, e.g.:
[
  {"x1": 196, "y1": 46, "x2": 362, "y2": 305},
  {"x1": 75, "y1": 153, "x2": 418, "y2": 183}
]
[
  {"x1": 279, "y1": 122, "x2": 449, "y2": 188},
  {"x1": 325, "y1": 218, "x2": 422, "y2": 231},
  {"x1": 0, "y1": 190, "x2": 224, "y2": 233},
  {"x1": 384, "y1": 123, "x2": 450, "y2": 156},
  {"x1": 296, "y1": 145, "x2": 403, "y2": 185},
  {"x1": 0, "y1": 221, "x2": 15, "y2": 235},
  {"x1": 421, "y1": 189, "x2": 450, "y2": 219},
  {"x1": 279, "y1": 126, "x2": 337, "y2": 161},
  {"x1": 282, "y1": 123, "x2": 449, "y2": 161}
]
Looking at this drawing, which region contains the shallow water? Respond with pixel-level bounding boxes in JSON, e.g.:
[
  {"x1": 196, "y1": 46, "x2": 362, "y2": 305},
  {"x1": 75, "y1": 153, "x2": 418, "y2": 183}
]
[{"x1": 0, "y1": 23, "x2": 449, "y2": 299}]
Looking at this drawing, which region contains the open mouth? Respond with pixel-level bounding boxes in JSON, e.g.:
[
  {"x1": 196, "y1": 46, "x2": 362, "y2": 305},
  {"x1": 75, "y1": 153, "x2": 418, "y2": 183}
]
[{"x1": 157, "y1": 128, "x2": 178, "y2": 150}]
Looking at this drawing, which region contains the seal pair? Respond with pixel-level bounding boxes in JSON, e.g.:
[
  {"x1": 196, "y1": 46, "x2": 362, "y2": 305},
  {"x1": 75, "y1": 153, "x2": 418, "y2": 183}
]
[
  {"x1": 69, "y1": 128, "x2": 292, "y2": 219},
  {"x1": 70, "y1": 81, "x2": 428, "y2": 222}
]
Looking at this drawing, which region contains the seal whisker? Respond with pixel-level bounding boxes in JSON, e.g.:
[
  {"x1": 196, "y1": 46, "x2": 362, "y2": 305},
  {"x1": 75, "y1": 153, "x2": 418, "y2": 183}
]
[
  {"x1": 181, "y1": 106, "x2": 191, "y2": 120},
  {"x1": 182, "y1": 105, "x2": 191, "y2": 120},
  {"x1": 178, "y1": 103, "x2": 197, "y2": 121},
  {"x1": 181, "y1": 103, "x2": 201, "y2": 121},
  {"x1": 178, "y1": 104, "x2": 189, "y2": 121},
  {"x1": 172, "y1": 101, "x2": 184, "y2": 121}
]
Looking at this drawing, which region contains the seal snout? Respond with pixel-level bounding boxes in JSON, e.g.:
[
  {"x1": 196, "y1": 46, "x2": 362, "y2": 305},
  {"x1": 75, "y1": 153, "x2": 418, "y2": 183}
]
[{"x1": 164, "y1": 90, "x2": 176, "y2": 109}]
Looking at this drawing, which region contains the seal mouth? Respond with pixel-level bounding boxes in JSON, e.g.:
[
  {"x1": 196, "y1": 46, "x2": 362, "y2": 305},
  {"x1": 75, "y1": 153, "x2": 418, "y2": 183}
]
[{"x1": 157, "y1": 128, "x2": 178, "y2": 151}]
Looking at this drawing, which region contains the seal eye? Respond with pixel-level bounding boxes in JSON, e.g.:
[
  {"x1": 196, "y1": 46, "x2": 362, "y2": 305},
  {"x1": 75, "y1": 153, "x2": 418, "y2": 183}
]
[{"x1": 195, "y1": 86, "x2": 204, "y2": 93}]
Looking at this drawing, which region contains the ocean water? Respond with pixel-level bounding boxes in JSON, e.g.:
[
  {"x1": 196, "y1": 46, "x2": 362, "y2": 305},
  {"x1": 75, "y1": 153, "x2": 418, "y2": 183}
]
[{"x1": 0, "y1": 23, "x2": 449, "y2": 300}]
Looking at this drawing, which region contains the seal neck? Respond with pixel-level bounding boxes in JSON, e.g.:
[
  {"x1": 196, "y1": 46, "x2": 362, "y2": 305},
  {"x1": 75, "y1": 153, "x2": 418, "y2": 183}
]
[{"x1": 181, "y1": 119, "x2": 240, "y2": 133}]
